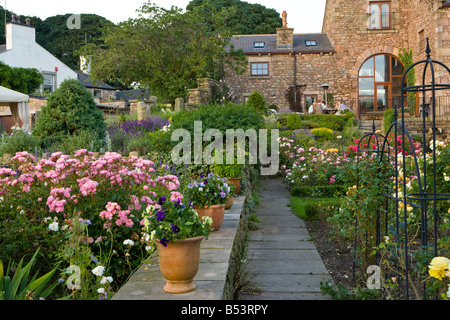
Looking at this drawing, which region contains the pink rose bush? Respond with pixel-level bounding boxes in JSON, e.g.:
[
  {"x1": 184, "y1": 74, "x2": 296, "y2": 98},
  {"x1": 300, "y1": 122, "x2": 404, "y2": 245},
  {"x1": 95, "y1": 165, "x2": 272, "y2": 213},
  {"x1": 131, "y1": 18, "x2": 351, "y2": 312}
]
[
  {"x1": 279, "y1": 137, "x2": 352, "y2": 188},
  {"x1": 0, "y1": 149, "x2": 187, "y2": 297}
]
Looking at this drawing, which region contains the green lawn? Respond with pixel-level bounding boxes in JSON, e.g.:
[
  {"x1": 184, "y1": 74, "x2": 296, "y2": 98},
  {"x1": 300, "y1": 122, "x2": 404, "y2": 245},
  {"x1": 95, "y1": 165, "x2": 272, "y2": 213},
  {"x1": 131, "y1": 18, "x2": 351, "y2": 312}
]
[{"x1": 288, "y1": 197, "x2": 341, "y2": 221}]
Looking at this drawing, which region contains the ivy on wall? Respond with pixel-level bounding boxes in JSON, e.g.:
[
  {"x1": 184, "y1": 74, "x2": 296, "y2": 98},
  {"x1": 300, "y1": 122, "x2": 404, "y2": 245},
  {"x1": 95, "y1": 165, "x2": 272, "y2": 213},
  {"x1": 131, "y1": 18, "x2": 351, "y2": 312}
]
[{"x1": 399, "y1": 48, "x2": 416, "y2": 113}]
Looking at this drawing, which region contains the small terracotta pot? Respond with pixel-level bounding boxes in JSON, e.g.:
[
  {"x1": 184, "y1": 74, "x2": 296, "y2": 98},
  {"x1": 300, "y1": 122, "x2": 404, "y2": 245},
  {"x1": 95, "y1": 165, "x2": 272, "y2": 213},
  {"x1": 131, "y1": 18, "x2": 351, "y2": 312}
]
[
  {"x1": 194, "y1": 204, "x2": 226, "y2": 231},
  {"x1": 228, "y1": 177, "x2": 241, "y2": 194},
  {"x1": 157, "y1": 236, "x2": 204, "y2": 294},
  {"x1": 225, "y1": 196, "x2": 234, "y2": 210}
]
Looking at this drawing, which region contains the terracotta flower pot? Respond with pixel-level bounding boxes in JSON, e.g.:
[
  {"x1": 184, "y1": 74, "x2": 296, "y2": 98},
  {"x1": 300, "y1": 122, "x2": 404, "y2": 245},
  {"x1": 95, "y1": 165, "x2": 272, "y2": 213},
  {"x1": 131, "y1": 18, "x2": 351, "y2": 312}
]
[
  {"x1": 194, "y1": 204, "x2": 225, "y2": 231},
  {"x1": 157, "y1": 236, "x2": 204, "y2": 294},
  {"x1": 228, "y1": 177, "x2": 241, "y2": 194},
  {"x1": 225, "y1": 196, "x2": 234, "y2": 210}
]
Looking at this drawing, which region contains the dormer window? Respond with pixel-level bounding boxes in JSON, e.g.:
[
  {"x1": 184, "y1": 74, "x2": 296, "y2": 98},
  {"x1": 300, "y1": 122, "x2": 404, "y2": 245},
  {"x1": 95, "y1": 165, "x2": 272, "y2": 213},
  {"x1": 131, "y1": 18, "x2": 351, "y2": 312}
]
[
  {"x1": 369, "y1": 2, "x2": 391, "y2": 30},
  {"x1": 253, "y1": 42, "x2": 265, "y2": 49},
  {"x1": 305, "y1": 40, "x2": 317, "y2": 47}
]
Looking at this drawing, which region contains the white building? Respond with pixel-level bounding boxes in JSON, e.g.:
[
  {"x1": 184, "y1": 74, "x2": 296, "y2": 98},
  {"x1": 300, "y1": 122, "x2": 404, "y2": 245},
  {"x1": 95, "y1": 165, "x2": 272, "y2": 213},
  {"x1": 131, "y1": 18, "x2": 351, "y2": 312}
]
[{"x1": 0, "y1": 16, "x2": 78, "y2": 93}]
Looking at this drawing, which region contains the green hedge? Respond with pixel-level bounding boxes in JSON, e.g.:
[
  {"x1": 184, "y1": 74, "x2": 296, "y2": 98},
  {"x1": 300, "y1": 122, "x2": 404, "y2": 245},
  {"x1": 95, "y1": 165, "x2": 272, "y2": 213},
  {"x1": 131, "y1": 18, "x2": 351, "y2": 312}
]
[
  {"x1": 281, "y1": 113, "x2": 355, "y2": 131},
  {"x1": 171, "y1": 103, "x2": 265, "y2": 134}
]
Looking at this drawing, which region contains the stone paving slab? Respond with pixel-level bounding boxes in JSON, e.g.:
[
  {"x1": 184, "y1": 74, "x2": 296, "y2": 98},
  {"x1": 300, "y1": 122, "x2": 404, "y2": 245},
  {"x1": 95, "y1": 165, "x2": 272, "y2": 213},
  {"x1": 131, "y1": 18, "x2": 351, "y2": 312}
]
[
  {"x1": 239, "y1": 292, "x2": 331, "y2": 300},
  {"x1": 241, "y1": 178, "x2": 334, "y2": 300},
  {"x1": 247, "y1": 248, "x2": 323, "y2": 261},
  {"x1": 245, "y1": 274, "x2": 332, "y2": 292},
  {"x1": 247, "y1": 240, "x2": 317, "y2": 250}
]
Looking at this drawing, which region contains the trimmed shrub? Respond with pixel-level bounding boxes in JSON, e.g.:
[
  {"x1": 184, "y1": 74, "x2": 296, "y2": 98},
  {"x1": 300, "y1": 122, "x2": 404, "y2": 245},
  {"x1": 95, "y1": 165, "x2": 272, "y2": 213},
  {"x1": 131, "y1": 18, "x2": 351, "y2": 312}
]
[
  {"x1": 246, "y1": 91, "x2": 267, "y2": 113},
  {"x1": 311, "y1": 127, "x2": 334, "y2": 142},
  {"x1": 33, "y1": 79, "x2": 106, "y2": 146}
]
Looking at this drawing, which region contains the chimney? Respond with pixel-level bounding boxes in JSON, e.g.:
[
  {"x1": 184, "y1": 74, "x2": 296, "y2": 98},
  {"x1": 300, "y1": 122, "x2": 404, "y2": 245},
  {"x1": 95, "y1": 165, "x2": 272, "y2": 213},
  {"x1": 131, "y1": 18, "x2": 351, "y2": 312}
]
[
  {"x1": 6, "y1": 17, "x2": 36, "y2": 50},
  {"x1": 25, "y1": 18, "x2": 31, "y2": 26},
  {"x1": 276, "y1": 11, "x2": 294, "y2": 50}
]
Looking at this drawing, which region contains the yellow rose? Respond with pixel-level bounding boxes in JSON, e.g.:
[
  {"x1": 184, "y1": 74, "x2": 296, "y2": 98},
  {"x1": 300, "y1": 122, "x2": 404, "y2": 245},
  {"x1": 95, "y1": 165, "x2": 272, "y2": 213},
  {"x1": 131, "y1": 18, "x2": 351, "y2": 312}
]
[{"x1": 429, "y1": 257, "x2": 450, "y2": 280}]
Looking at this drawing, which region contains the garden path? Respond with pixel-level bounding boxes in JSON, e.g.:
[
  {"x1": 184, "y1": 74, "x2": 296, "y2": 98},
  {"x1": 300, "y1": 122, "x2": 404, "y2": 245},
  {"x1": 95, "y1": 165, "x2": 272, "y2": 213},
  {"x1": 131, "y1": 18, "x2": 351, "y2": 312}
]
[{"x1": 238, "y1": 178, "x2": 334, "y2": 300}]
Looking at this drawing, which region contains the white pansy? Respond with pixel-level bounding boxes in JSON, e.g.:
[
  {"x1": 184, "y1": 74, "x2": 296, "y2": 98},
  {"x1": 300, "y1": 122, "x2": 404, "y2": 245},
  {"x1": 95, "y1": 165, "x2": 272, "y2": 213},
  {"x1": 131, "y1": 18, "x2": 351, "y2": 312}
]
[
  {"x1": 97, "y1": 288, "x2": 105, "y2": 294},
  {"x1": 123, "y1": 239, "x2": 134, "y2": 246}
]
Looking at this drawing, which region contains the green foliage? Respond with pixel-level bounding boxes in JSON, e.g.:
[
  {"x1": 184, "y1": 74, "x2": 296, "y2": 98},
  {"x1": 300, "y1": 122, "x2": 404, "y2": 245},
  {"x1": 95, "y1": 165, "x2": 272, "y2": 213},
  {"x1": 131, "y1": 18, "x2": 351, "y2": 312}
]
[
  {"x1": 383, "y1": 109, "x2": 396, "y2": 134},
  {"x1": 290, "y1": 185, "x2": 350, "y2": 198},
  {"x1": 246, "y1": 91, "x2": 267, "y2": 113},
  {"x1": 281, "y1": 113, "x2": 355, "y2": 131},
  {"x1": 0, "y1": 130, "x2": 42, "y2": 157},
  {"x1": 147, "y1": 130, "x2": 174, "y2": 155},
  {"x1": 320, "y1": 280, "x2": 381, "y2": 300},
  {"x1": 125, "y1": 136, "x2": 154, "y2": 155},
  {"x1": 0, "y1": 249, "x2": 61, "y2": 300},
  {"x1": 186, "y1": 0, "x2": 282, "y2": 35},
  {"x1": 53, "y1": 130, "x2": 104, "y2": 155},
  {"x1": 83, "y1": 2, "x2": 246, "y2": 104},
  {"x1": 35, "y1": 14, "x2": 115, "y2": 70},
  {"x1": 289, "y1": 197, "x2": 341, "y2": 221},
  {"x1": 171, "y1": 103, "x2": 264, "y2": 134},
  {"x1": 311, "y1": 127, "x2": 334, "y2": 142},
  {"x1": 212, "y1": 162, "x2": 243, "y2": 179},
  {"x1": 327, "y1": 156, "x2": 395, "y2": 270},
  {"x1": 33, "y1": 79, "x2": 106, "y2": 146},
  {"x1": 0, "y1": 7, "x2": 42, "y2": 44},
  {"x1": 286, "y1": 113, "x2": 301, "y2": 130},
  {"x1": 0, "y1": 62, "x2": 43, "y2": 94}
]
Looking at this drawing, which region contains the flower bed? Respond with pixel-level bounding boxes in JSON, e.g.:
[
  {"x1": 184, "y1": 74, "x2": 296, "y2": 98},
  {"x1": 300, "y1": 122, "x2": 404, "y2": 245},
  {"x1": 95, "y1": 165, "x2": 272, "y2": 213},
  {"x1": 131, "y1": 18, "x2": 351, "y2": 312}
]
[{"x1": 0, "y1": 149, "x2": 192, "y2": 299}]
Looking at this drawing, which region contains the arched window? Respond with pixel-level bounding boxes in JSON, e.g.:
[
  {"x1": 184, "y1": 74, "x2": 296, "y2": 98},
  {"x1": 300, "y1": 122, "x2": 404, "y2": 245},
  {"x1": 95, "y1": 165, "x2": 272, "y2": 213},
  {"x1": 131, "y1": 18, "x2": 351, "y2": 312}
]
[{"x1": 359, "y1": 54, "x2": 405, "y2": 114}]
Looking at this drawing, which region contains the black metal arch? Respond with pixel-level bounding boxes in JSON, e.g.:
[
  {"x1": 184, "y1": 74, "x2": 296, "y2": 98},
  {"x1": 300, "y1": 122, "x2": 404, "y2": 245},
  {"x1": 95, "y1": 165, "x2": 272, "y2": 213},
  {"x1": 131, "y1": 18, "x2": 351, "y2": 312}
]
[{"x1": 353, "y1": 39, "x2": 450, "y2": 299}]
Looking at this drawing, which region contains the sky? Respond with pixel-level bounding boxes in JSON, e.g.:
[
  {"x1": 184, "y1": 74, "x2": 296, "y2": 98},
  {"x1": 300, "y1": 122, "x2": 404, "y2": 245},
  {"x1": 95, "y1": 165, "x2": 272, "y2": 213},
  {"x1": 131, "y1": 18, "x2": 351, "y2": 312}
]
[{"x1": 2, "y1": 0, "x2": 327, "y2": 33}]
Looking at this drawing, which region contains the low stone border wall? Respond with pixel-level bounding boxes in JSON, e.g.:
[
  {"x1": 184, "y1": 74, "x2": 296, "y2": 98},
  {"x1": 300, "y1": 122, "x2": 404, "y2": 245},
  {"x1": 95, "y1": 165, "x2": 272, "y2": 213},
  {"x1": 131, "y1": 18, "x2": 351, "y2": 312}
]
[{"x1": 112, "y1": 194, "x2": 249, "y2": 300}]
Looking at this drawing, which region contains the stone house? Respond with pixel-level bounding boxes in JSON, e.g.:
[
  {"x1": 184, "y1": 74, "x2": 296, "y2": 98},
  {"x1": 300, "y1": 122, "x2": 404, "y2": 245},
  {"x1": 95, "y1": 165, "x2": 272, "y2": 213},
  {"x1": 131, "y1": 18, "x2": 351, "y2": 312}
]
[{"x1": 224, "y1": 0, "x2": 450, "y2": 119}]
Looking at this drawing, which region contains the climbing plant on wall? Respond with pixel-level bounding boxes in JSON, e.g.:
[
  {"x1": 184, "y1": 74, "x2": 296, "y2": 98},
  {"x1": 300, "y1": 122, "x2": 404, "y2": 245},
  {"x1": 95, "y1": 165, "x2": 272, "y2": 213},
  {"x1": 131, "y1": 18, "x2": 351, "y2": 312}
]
[{"x1": 399, "y1": 48, "x2": 416, "y2": 114}]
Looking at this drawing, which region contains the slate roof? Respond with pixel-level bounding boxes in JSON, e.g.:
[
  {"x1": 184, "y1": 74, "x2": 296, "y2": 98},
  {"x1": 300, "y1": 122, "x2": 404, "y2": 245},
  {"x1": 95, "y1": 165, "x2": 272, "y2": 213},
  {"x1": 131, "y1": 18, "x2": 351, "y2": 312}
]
[
  {"x1": 76, "y1": 71, "x2": 115, "y2": 90},
  {"x1": 228, "y1": 33, "x2": 335, "y2": 54},
  {"x1": 114, "y1": 89, "x2": 151, "y2": 101}
]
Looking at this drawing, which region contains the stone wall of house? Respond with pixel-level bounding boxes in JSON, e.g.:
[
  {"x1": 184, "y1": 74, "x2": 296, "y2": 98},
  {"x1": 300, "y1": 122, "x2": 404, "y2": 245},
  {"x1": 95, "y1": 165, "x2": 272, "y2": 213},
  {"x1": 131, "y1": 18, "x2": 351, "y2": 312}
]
[
  {"x1": 406, "y1": 0, "x2": 450, "y2": 94},
  {"x1": 225, "y1": 0, "x2": 450, "y2": 118},
  {"x1": 224, "y1": 54, "x2": 296, "y2": 110},
  {"x1": 321, "y1": 0, "x2": 412, "y2": 117}
]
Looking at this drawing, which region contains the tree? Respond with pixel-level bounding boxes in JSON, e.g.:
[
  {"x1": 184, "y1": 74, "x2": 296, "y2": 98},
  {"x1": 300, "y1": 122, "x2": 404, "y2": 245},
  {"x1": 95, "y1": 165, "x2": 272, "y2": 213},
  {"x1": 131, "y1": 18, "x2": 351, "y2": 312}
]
[
  {"x1": 82, "y1": 1, "x2": 246, "y2": 104},
  {"x1": 33, "y1": 79, "x2": 105, "y2": 145},
  {"x1": 0, "y1": 62, "x2": 43, "y2": 94},
  {"x1": 35, "y1": 14, "x2": 115, "y2": 70},
  {"x1": 186, "y1": 0, "x2": 282, "y2": 35},
  {"x1": 246, "y1": 91, "x2": 267, "y2": 114},
  {"x1": 0, "y1": 6, "x2": 42, "y2": 44}
]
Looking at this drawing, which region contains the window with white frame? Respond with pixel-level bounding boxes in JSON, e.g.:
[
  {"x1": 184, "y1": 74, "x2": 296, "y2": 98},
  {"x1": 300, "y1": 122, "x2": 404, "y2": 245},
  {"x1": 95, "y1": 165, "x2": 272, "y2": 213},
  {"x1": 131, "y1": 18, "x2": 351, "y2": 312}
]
[
  {"x1": 42, "y1": 72, "x2": 55, "y2": 93},
  {"x1": 368, "y1": 2, "x2": 391, "y2": 30},
  {"x1": 253, "y1": 42, "x2": 265, "y2": 49},
  {"x1": 250, "y1": 62, "x2": 269, "y2": 76}
]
